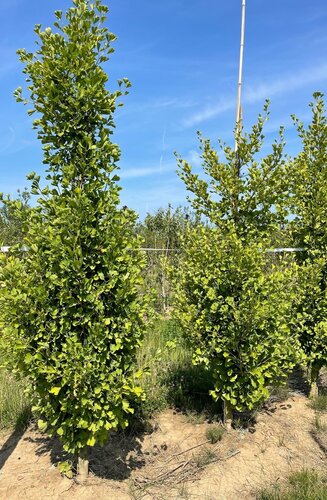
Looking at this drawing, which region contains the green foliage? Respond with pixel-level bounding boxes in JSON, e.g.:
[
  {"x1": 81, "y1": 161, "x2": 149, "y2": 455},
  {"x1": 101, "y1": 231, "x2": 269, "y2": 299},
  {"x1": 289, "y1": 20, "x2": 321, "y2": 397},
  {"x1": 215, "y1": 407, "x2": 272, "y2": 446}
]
[
  {"x1": 137, "y1": 205, "x2": 201, "y2": 251},
  {"x1": 0, "y1": 0, "x2": 149, "y2": 455},
  {"x1": 57, "y1": 460, "x2": 74, "y2": 479},
  {"x1": 172, "y1": 109, "x2": 300, "y2": 414},
  {"x1": 177, "y1": 102, "x2": 288, "y2": 241},
  {"x1": 205, "y1": 425, "x2": 225, "y2": 443},
  {"x1": 134, "y1": 319, "x2": 221, "y2": 422},
  {"x1": 289, "y1": 93, "x2": 327, "y2": 381},
  {"x1": 172, "y1": 227, "x2": 299, "y2": 411},
  {"x1": 0, "y1": 190, "x2": 30, "y2": 245},
  {"x1": 292, "y1": 258, "x2": 327, "y2": 377},
  {"x1": 257, "y1": 469, "x2": 327, "y2": 500},
  {"x1": 289, "y1": 93, "x2": 327, "y2": 253}
]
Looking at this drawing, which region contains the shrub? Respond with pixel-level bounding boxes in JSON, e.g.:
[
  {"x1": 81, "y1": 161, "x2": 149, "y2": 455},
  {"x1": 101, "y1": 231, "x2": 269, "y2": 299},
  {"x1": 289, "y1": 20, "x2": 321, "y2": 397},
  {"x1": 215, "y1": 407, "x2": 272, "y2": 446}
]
[
  {"x1": 289, "y1": 94, "x2": 327, "y2": 396},
  {"x1": 172, "y1": 228, "x2": 299, "y2": 419},
  {"x1": 172, "y1": 107, "x2": 300, "y2": 423}
]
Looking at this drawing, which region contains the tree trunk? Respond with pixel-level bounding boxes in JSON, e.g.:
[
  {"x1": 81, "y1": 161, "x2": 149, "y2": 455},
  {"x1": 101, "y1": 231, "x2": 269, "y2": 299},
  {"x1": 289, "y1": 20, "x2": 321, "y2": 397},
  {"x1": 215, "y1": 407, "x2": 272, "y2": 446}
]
[
  {"x1": 223, "y1": 400, "x2": 233, "y2": 430},
  {"x1": 77, "y1": 447, "x2": 89, "y2": 482},
  {"x1": 161, "y1": 274, "x2": 167, "y2": 313},
  {"x1": 310, "y1": 382, "x2": 319, "y2": 399},
  {"x1": 309, "y1": 363, "x2": 320, "y2": 399}
]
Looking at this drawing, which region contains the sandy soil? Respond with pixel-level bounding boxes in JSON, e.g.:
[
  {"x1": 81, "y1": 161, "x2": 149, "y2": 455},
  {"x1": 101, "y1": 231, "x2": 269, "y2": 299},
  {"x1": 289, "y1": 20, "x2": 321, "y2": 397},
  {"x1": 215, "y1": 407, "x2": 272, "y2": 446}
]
[{"x1": 0, "y1": 393, "x2": 326, "y2": 500}]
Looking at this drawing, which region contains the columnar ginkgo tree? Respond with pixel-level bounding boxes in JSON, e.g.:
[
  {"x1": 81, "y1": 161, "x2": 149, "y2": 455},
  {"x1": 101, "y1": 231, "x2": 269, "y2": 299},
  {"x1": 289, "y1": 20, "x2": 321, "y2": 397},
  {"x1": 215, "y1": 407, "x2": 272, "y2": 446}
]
[
  {"x1": 172, "y1": 107, "x2": 300, "y2": 424},
  {"x1": 0, "y1": 0, "x2": 149, "y2": 478},
  {"x1": 289, "y1": 93, "x2": 327, "y2": 397}
]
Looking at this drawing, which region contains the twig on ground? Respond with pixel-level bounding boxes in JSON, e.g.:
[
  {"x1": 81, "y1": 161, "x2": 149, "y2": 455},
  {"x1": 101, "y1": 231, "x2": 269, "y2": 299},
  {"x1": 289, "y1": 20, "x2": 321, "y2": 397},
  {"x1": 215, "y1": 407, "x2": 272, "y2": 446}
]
[
  {"x1": 201, "y1": 449, "x2": 240, "y2": 467},
  {"x1": 171, "y1": 440, "x2": 211, "y2": 458},
  {"x1": 156, "y1": 460, "x2": 190, "y2": 480}
]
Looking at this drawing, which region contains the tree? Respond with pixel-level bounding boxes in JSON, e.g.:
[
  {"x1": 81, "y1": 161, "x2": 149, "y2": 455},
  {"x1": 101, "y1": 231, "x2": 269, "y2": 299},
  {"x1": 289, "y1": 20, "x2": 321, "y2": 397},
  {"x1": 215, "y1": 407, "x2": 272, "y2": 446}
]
[
  {"x1": 0, "y1": 190, "x2": 30, "y2": 245},
  {"x1": 136, "y1": 205, "x2": 201, "y2": 312},
  {"x1": 171, "y1": 108, "x2": 300, "y2": 424},
  {"x1": 137, "y1": 205, "x2": 200, "y2": 251},
  {"x1": 289, "y1": 93, "x2": 327, "y2": 397},
  {"x1": 0, "y1": 0, "x2": 149, "y2": 479}
]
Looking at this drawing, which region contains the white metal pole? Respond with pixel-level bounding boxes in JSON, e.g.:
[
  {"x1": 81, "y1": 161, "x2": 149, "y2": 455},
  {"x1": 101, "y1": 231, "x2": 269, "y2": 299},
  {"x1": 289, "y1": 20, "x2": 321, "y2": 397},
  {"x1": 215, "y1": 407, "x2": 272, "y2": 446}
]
[{"x1": 235, "y1": 0, "x2": 246, "y2": 152}]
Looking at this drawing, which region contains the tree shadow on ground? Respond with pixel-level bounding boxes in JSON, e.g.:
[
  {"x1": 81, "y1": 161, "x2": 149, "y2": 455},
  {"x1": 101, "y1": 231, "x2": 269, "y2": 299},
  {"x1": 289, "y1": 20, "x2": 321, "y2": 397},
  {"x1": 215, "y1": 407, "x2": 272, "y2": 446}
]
[
  {"x1": 164, "y1": 363, "x2": 223, "y2": 421},
  {"x1": 0, "y1": 405, "x2": 31, "y2": 470},
  {"x1": 0, "y1": 430, "x2": 24, "y2": 471},
  {"x1": 164, "y1": 364, "x2": 317, "y2": 428},
  {"x1": 24, "y1": 420, "x2": 155, "y2": 481},
  {"x1": 287, "y1": 365, "x2": 311, "y2": 396}
]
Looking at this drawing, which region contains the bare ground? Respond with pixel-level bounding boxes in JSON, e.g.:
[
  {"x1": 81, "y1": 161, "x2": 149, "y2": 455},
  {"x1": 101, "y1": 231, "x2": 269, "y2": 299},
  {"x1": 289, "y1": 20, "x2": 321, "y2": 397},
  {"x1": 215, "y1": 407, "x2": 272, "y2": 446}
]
[{"x1": 0, "y1": 393, "x2": 326, "y2": 500}]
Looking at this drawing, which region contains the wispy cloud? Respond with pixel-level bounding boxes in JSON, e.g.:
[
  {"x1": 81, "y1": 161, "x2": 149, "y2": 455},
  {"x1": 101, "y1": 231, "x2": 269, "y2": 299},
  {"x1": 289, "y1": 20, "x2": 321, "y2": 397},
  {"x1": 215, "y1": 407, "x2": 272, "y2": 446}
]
[
  {"x1": 302, "y1": 9, "x2": 327, "y2": 24},
  {"x1": 182, "y1": 98, "x2": 236, "y2": 129},
  {"x1": 119, "y1": 161, "x2": 175, "y2": 180},
  {"x1": 120, "y1": 149, "x2": 204, "y2": 180},
  {"x1": 0, "y1": 126, "x2": 15, "y2": 153},
  {"x1": 245, "y1": 63, "x2": 327, "y2": 103},
  {"x1": 183, "y1": 62, "x2": 327, "y2": 128}
]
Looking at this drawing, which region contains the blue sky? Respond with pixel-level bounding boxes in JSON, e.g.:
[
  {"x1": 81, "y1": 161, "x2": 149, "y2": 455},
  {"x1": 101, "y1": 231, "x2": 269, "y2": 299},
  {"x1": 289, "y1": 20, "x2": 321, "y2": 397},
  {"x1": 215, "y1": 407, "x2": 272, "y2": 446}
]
[{"x1": 1, "y1": 0, "x2": 327, "y2": 217}]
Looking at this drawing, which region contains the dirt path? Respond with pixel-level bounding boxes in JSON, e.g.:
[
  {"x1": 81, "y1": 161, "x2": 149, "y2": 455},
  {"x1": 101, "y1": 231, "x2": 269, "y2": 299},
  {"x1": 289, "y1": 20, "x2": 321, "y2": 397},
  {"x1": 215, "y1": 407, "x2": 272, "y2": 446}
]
[{"x1": 0, "y1": 394, "x2": 325, "y2": 499}]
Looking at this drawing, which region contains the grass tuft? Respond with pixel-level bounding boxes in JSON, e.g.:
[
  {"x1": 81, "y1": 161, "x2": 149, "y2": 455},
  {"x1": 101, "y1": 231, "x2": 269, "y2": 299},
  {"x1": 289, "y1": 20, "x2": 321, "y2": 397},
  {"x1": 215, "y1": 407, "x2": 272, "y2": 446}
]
[
  {"x1": 205, "y1": 425, "x2": 225, "y2": 444},
  {"x1": 0, "y1": 370, "x2": 31, "y2": 432},
  {"x1": 312, "y1": 415, "x2": 327, "y2": 433},
  {"x1": 184, "y1": 411, "x2": 207, "y2": 425},
  {"x1": 257, "y1": 469, "x2": 327, "y2": 499},
  {"x1": 309, "y1": 395, "x2": 327, "y2": 412},
  {"x1": 269, "y1": 385, "x2": 290, "y2": 402},
  {"x1": 194, "y1": 447, "x2": 216, "y2": 468}
]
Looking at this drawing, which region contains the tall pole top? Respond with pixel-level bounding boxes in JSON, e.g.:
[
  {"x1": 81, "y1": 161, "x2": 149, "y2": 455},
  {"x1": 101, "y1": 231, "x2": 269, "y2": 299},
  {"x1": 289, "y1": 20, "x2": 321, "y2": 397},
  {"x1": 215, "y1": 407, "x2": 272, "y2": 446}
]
[{"x1": 235, "y1": 0, "x2": 246, "y2": 152}]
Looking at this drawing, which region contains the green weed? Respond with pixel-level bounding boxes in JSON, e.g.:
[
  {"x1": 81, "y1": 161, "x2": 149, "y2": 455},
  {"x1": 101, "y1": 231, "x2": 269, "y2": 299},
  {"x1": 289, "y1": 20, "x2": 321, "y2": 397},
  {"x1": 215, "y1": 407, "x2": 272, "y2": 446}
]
[
  {"x1": 309, "y1": 395, "x2": 327, "y2": 412},
  {"x1": 312, "y1": 415, "x2": 327, "y2": 433},
  {"x1": 0, "y1": 370, "x2": 31, "y2": 431},
  {"x1": 269, "y1": 385, "x2": 290, "y2": 402},
  {"x1": 184, "y1": 411, "x2": 207, "y2": 425},
  {"x1": 136, "y1": 319, "x2": 220, "y2": 421},
  {"x1": 257, "y1": 469, "x2": 327, "y2": 499},
  {"x1": 194, "y1": 447, "x2": 217, "y2": 468},
  {"x1": 205, "y1": 425, "x2": 225, "y2": 444}
]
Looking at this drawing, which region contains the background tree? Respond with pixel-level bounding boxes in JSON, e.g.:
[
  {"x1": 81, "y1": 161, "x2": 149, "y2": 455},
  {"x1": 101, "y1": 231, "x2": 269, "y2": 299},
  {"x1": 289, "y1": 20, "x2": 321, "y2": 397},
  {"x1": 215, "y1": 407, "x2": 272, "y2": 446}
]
[
  {"x1": 136, "y1": 205, "x2": 201, "y2": 312},
  {"x1": 288, "y1": 93, "x2": 327, "y2": 397},
  {"x1": 0, "y1": 0, "x2": 149, "y2": 479},
  {"x1": 137, "y1": 204, "x2": 200, "y2": 251},
  {"x1": 172, "y1": 109, "x2": 300, "y2": 424},
  {"x1": 0, "y1": 190, "x2": 30, "y2": 245}
]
